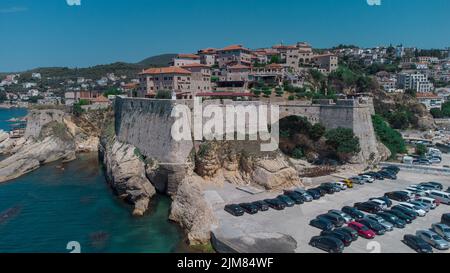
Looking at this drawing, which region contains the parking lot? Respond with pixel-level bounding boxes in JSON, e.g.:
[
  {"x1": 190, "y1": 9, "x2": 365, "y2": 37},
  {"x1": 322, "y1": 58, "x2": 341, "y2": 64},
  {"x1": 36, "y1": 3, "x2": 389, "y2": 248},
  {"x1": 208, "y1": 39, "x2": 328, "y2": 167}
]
[{"x1": 209, "y1": 171, "x2": 450, "y2": 253}]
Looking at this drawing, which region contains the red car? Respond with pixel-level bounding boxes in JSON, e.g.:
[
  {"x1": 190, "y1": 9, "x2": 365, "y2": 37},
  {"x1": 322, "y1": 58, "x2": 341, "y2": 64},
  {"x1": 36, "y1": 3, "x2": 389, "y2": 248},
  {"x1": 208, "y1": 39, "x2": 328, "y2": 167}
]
[{"x1": 348, "y1": 222, "x2": 376, "y2": 239}]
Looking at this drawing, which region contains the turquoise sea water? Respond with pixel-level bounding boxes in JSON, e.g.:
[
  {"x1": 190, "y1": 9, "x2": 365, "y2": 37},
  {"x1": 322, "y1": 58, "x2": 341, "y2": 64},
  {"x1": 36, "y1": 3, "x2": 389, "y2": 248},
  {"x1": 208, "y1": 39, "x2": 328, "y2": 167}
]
[{"x1": 0, "y1": 108, "x2": 183, "y2": 253}]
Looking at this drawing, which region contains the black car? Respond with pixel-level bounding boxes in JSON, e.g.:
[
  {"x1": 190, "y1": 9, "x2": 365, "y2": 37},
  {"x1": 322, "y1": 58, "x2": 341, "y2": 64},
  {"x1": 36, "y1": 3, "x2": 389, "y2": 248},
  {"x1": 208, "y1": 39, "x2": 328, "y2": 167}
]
[
  {"x1": 263, "y1": 199, "x2": 286, "y2": 210},
  {"x1": 354, "y1": 202, "x2": 382, "y2": 214},
  {"x1": 383, "y1": 166, "x2": 400, "y2": 174},
  {"x1": 342, "y1": 206, "x2": 365, "y2": 220},
  {"x1": 283, "y1": 191, "x2": 305, "y2": 205},
  {"x1": 385, "y1": 191, "x2": 410, "y2": 202},
  {"x1": 321, "y1": 182, "x2": 341, "y2": 193},
  {"x1": 317, "y1": 184, "x2": 336, "y2": 194},
  {"x1": 420, "y1": 182, "x2": 443, "y2": 191},
  {"x1": 377, "y1": 212, "x2": 406, "y2": 228},
  {"x1": 320, "y1": 230, "x2": 353, "y2": 247},
  {"x1": 361, "y1": 172, "x2": 384, "y2": 180},
  {"x1": 370, "y1": 196, "x2": 392, "y2": 207},
  {"x1": 224, "y1": 204, "x2": 245, "y2": 216},
  {"x1": 310, "y1": 218, "x2": 334, "y2": 231},
  {"x1": 276, "y1": 195, "x2": 295, "y2": 207},
  {"x1": 378, "y1": 170, "x2": 397, "y2": 180},
  {"x1": 387, "y1": 209, "x2": 413, "y2": 224},
  {"x1": 446, "y1": 187, "x2": 450, "y2": 193},
  {"x1": 251, "y1": 201, "x2": 269, "y2": 212},
  {"x1": 391, "y1": 205, "x2": 418, "y2": 219},
  {"x1": 238, "y1": 203, "x2": 259, "y2": 215},
  {"x1": 313, "y1": 187, "x2": 327, "y2": 196},
  {"x1": 306, "y1": 189, "x2": 322, "y2": 200},
  {"x1": 442, "y1": 213, "x2": 450, "y2": 226},
  {"x1": 309, "y1": 236, "x2": 345, "y2": 253},
  {"x1": 306, "y1": 189, "x2": 321, "y2": 200},
  {"x1": 336, "y1": 227, "x2": 359, "y2": 241},
  {"x1": 357, "y1": 219, "x2": 387, "y2": 235},
  {"x1": 402, "y1": 235, "x2": 433, "y2": 253},
  {"x1": 317, "y1": 213, "x2": 345, "y2": 227}
]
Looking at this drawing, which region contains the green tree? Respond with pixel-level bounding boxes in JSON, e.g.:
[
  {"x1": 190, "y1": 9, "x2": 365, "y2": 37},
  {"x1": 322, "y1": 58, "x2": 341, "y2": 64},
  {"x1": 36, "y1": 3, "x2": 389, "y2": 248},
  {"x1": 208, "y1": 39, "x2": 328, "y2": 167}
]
[
  {"x1": 325, "y1": 128, "x2": 361, "y2": 162},
  {"x1": 430, "y1": 108, "x2": 444, "y2": 119},
  {"x1": 292, "y1": 148, "x2": 304, "y2": 159},
  {"x1": 103, "y1": 88, "x2": 122, "y2": 97},
  {"x1": 415, "y1": 144, "x2": 427, "y2": 157},
  {"x1": 155, "y1": 90, "x2": 172, "y2": 99},
  {"x1": 372, "y1": 115, "x2": 407, "y2": 158},
  {"x1": 310, "y1": 123, "x2": 326, "y2": 141}
]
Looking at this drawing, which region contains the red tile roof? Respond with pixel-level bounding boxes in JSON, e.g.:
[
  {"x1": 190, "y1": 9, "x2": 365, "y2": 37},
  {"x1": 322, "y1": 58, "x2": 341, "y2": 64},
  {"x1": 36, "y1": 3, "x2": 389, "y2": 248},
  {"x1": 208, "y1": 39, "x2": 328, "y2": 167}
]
[
  {"x1": 198, "y1": 48, "x2": 217, "y2": 54},
  {"x1": 416, "y1": 92, "x2": 439, "y2": 99},
  {"x1": 141, "y1": 67, "x2": 192, "y2": 75},
  {"x1": 220, "y1": 45, "x2": 250, "y2": 52},
  {"x1": 180, "y1": 63, "x2": 211, "y2": 68},
  {"x1": 176, "y1": 53, "x2": 200, "y2": 59},
  {"x1": 196, "y1": 92, "x2": 254, "y2": 97},
  {"x1": 228, "y1": 64, "x2": 251, "y2": 70}
]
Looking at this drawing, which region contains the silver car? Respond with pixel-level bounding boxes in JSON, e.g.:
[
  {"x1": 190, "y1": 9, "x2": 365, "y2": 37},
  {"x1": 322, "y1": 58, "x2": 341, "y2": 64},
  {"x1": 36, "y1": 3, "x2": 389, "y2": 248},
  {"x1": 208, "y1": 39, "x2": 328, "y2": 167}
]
[
  {"x1": 416, "y1": 230, "x2": 449, "y2": 250},
  {"x1": 432, "y1": 224, "x2": 450, "y2": 241},
  {"x1": 328, "y1": 210, "x2": 353, "y2": 223},
  {"x1": 293, "y1": 188, "x2": 313, "y2": 202},
  {"x1": 365, "y1": 214, "x2": 394, "y2": 231},
  {"x1": 409, "y1": 201, "x2": 430, "y2": 212}
]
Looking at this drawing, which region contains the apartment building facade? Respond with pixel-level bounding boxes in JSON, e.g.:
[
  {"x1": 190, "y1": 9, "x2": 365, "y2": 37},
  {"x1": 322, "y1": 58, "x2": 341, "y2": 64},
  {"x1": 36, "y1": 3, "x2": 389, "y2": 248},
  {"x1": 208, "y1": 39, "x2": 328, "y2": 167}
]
[
  {"x1": 172, "y1": 54, "x2": 201, "y2": 67},
  {"x1": 138, "y1": 67, "x2": 193, "y2": 98},
  {"x1": 217, "y1": 45, "x2": 252, "y2": 68},
  {"x1": 397, "y1": 72, "x2": 434, "y2": 93},
  {"x1": 313, "y1": 54, "x2": 339, "y2": 73}
]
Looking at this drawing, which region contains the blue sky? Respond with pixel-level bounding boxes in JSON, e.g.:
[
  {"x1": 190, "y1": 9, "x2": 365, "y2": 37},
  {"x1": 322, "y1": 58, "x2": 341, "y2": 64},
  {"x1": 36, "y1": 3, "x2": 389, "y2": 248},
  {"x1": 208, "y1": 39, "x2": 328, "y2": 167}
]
[{"x1": 0, "y1": 0, "x2": 449, "y2": 72}]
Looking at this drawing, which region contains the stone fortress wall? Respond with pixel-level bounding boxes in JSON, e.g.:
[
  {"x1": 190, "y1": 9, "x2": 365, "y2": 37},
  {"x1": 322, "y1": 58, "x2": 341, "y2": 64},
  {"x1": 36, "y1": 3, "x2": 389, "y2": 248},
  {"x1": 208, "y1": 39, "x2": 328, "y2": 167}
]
[{"x1": 114, "y1": 97, "x2": 379, "y2": 165}]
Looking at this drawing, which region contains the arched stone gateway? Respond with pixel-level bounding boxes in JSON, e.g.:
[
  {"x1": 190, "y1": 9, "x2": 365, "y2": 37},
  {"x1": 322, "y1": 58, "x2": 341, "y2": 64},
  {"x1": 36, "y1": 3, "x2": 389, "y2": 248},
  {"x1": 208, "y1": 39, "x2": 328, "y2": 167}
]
[{"x1": 114, "y1": 97, "x2": 381, "y2": 167}]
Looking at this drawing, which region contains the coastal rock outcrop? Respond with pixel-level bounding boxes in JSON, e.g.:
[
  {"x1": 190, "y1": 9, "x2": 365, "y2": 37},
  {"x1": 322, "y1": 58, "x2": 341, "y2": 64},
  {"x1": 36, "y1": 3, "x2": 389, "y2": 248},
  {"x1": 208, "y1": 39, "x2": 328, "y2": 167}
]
[
  {"x1": 99, "y1": 136, "x2": 156, "y2": 216},
  {"x1": 169, "y1": 174, "x2": 217, "y2": 245}
]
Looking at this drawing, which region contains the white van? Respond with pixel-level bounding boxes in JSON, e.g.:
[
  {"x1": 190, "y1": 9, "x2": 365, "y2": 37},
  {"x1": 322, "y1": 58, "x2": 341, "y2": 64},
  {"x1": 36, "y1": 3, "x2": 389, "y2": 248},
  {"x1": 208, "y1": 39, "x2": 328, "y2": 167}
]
[
  {"x1": 417, "y1": 197, "x2": 438, "y2": 209},
  {"x1": 427, "y1": 191, "x2": 450, "y2": 205}
]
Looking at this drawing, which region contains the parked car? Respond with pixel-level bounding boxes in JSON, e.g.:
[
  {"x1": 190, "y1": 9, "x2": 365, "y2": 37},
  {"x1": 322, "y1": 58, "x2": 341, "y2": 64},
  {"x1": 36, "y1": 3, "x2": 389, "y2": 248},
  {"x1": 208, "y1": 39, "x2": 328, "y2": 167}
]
[
  {"x1": 442, "y1": 213, "x2": 450, "y2": 226},
  {"x1": 415, "y1": 159, "x2": 432, "y2": 165},
  {"x1": 409, "y1": 201, "x2": 431, "y2": 212},
  {"x1": 398, "y1": 202, "x2": 427, "y2": 217},
  {"x1": 361, "y1": 172, "x2": 384, "y2": 180},
  {"x1": 429, "y1": 157, "x2": 442, "y2": 164},
  {"x1": 376, "y1": 212, "x2": 406, "y2": 228},
  {"x1": 238, "y1": 203, "x2": 259, "y2": 215},
  {"x1": 354, "y1": 202, "x2": 382, "y2": 214},
  {"x1": 385, "y1": 191, "x2": 410, "y2": 202},
  {"x1": 348, "y1": 222, "x2": 376, "y2": 239},
  {"x1": 421, "y1": 182, "x2": 443, "y2": 191},
  {"x1": 360, "y1": 175, "x2": 375, "y2": 183},
  {"x1": 276, "y1": 195, "x2": 295, "y2": 207},
  {"x1": 224, "y1": 204, "x2": 245, "y2": 216},
  {"x1": 310, "y1": 218, "x2": 334, "y2": 231},
  {"x1": 334, "y1": 182, "x2": 348, "y2": 190},
  {"x1": 356, "y1": 218, "x2": 387, "y2": 235},
  {"x1": 416, "y1": 230, "x2": 449, "y2": 250},
  {"x1": 446, "y1": 187, "x2": 450, "y2": 193},
  {"x1": 391, "y1": 205, "x2": 418, "y2": 219},
  {"x1": 365, "y1": 215, "x2": 394, "y2": 231},
  {"x1": 309, "y1": 236, "x2": 344, "y2": 253},
  {"x1": 328, "y1": 210, "x2": 353, "y2": 223},
  {"x1": 432, "y1": 223, "x2": 450, "y2": 241},
  {"x1": 283, "y1": 191, "x2": 305, "y2": 205},
  {"x1": 341, "y1": 179, "x2": 354, "y2": 189},
  {"x1": 313, "y1": 187, "x2": 327, "y2": 197},
  {"x1": 342, "y1": 206, "x2": 364, "y2": 220},
  {"x1": 405, "y1": 187, "x2": 427, "y2": 198},
  {"x1": 317, "y1": 213, "x2": 345, "y2": 228},
  {"x1": 335, "y1": 227, "x2": 359, "y2": 241},
  {"x1": 382, "y1": 166, "x2": 400, "y2": 174},
  {"x1": 293, "y1": 188, "x2": 313, "y2": 202},
  {"x1": 378, "y1": 170, "x2": 397, "y2": 180},
  {"x1": 416, "y1": 197, "x2": 438, "y2": 209},
  {"x1": 369, "y1": 199, "x2": 388, "y2": 210},
  {"x1": 320, "y1": 230, "x2": 353, "y2": 247},
  {"x1": 370, "y1": 196, "x2": 392, "y2": 207},
  {"x1": 402, "y1": 235, "x2": 433, "y2": 253},
  {"x1": 318, "y1": 183, "x2": 338, "y2": 194},
  {"x1": 387, "y1": 209, "x2": 414, "y2": 224},
  {"x1": 251, "y1": 201, "x2": 269, "y2": 212},
  {"x1": 349, "y1": 176, "x2": 365, "y2": 185},
  {"x1": 263, "y1": 199, "x2": 286, "y2": 210},
  {"x1": 306, "y1": 189, "x2": 321, "y2": 200},
  {"x1": 427, "y1": 190, "x2": 450, "y2": 205}
]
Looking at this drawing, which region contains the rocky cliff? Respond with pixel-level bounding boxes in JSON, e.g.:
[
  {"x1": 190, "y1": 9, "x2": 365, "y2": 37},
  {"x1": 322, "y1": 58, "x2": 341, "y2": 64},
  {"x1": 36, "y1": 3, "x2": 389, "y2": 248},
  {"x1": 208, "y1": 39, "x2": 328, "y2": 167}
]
[{"x1": 0, "y1": 109, "x2": 100, "y2": 184}]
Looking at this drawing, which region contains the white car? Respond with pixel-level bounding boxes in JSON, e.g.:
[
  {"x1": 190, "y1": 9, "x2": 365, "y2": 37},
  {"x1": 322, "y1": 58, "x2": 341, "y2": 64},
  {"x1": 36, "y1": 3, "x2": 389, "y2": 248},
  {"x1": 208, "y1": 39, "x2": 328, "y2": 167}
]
[
  {"x1": 405, "y1": 187, "x2": 427, "y2": 197},
  {"x1": 427, "y1": 191, "x2": 450, "y2": 205},
  {"x1": 416, "y1": 197, "x2": 438, "y2": 209},
  {"x1": 369, "y1": 199, "x2": 388, "y2": 210},
  {"x1": 398, "y1": 202, "x2": 426, "y2": 217},
  {"x1": 361, "y1": 175, "x2": 375, "y2": 183},
  {"x1": 334, "y1": 182, "x2": 348, "y2": 190},
  {"x1": 400, "y1": 190, "x2": 416, "y2": 200}
]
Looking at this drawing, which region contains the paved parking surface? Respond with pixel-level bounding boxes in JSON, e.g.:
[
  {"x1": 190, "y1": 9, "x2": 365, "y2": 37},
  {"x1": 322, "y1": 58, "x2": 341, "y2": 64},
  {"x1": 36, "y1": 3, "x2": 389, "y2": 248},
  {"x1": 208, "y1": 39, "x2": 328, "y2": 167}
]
[{"x1": 210, "y1": 171, "x2": 450, "y2": 253}]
